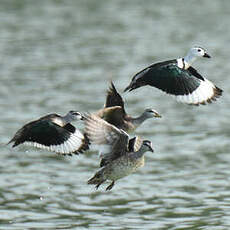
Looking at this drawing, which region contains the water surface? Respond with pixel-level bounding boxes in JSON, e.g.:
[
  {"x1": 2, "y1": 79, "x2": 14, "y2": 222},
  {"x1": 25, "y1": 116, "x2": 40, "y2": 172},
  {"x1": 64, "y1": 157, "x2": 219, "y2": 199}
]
[{"x1": 1, "y1": 0, "x2": 230, "y2": 229}]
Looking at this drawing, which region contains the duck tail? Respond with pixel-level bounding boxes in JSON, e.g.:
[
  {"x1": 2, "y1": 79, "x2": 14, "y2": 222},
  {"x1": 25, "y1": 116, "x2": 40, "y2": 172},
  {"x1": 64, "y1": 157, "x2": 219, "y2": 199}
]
[{"x1": 214, "y1": 86, "x2": 223, "y2": 98}]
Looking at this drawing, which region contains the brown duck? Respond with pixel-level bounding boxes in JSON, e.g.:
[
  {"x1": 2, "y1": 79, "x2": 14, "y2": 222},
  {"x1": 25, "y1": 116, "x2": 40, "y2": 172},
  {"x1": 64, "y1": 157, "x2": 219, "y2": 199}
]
[
  {"x1": 96, "y1": 82, "x2": 161, "y2": 132},
  {"x1": 84, "y1": 114, "x2": 154, "y2": 191}
]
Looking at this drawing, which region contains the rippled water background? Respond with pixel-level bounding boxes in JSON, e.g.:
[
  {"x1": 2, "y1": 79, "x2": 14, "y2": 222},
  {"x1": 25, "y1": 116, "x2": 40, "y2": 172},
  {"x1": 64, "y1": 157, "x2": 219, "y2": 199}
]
[{"x1": 1, "y1": 0, "x2": 230, "y2": 229}]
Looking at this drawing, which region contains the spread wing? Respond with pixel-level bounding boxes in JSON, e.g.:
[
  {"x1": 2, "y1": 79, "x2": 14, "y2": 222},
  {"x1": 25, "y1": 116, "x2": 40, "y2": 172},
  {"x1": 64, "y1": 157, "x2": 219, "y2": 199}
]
[
  {"x1": 133, "y1": 60, "x2": 201, "y2": 95},
  {"x1": 84, "y1": 113, "x2": 129, "y2": 167},
  {"x1": 105, "y1": 81, "x2": 126, "y2": 115},
  {"x1": 8, "y1": 120, "x2": 89, "y2": 155},
  {"x1": 126, "y1": 60, "x2": 222, "y2": 105}
]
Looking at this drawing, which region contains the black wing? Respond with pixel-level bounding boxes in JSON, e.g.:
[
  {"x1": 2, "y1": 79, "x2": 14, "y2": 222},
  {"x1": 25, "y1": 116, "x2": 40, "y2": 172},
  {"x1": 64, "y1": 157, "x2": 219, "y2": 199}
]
[
  {"x1": 125, "y1": 59, "x2": 223, "y2": 105},
  {"x1": 9, "y1": 120, "x2": 88, "y2": 155},
  {"x1": 187, "y1": 66, "x2": 205, "y2": 81},
  {"x1": 132, "y1": 60, "x2": 201, "y2": 96},
  {"x1": 9, "y1": 120, "x2": 67, "y2": 147}
]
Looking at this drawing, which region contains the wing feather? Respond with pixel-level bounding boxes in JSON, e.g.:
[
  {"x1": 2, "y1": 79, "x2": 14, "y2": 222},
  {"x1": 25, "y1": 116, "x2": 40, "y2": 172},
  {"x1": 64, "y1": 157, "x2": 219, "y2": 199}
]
[
  {"x1": 9, "y1": 120, "x2": 88, "y2": 155},
  {"x1": 84, "y1": 114, "x2": 129, "y2": 166},
  {"x1": 105, "y1": 82, "x2": 126, "y2": 115}
]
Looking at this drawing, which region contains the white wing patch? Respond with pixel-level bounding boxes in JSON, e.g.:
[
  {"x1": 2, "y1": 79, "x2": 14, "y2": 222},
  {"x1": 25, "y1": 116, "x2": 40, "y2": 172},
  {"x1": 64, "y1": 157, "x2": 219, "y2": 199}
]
[
  {"x1": 24, "y1": 129, "x2": 85, "y2": 155},
  {"x1": 175, "y1": 78, "x2": 219, "y2": 105}
]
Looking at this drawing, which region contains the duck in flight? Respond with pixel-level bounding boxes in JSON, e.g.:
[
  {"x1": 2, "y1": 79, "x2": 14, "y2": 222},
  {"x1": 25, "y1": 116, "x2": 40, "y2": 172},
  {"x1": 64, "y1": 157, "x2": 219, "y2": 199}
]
[
  {"x1": 8, "y1": 111, "x2": 89, "y2": 156},
  {"x1": 96, "y1": 82, "x2": 161, "y2": 133},
  {"x1": 84, "y1": 113, "x2": 154, "y2": 191},
  {"x1": 124, "y1": 47, "x2": 223, "y2": 105}
]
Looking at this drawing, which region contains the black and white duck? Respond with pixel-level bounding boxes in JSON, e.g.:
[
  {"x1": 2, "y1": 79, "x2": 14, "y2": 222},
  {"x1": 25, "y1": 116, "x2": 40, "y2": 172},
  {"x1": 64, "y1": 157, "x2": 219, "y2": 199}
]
[
  {"x1": 8, "y1": 111, "x2": 89, "y2": 155},
  {"x1": 124, "y1": 47, "x2": 223, "y2": 105}
]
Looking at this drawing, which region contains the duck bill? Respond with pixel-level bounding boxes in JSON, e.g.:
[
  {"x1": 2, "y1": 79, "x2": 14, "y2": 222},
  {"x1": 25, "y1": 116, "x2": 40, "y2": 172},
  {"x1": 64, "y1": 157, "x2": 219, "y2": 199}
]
[
  {"x1": 149, "y1": 146, "x2": 154, "y2": 153},
  {"x1": 203, "y1": 52, "x2": 211, "y2": 58},
  {"x1": 154, "y1": 112, "x2": 162, "y2": 118}
]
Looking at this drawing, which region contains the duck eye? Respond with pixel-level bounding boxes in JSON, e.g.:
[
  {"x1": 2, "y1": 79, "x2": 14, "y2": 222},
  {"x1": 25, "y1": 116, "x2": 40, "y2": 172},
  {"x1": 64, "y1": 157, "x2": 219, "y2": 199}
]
[{"x1": 197, "y1": 49, "x2": 201, "y2": 52}]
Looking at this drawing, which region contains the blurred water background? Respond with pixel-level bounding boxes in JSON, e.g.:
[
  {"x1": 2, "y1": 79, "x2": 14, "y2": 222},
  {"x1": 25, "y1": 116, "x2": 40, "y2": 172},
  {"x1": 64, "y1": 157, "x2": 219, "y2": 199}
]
[{"x1": 1, "y1": 0, "x2": 230, "y2": 229}]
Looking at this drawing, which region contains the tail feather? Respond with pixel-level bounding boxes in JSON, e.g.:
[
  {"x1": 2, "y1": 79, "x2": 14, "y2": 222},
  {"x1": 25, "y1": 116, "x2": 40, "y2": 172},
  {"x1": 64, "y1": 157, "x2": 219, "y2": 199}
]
[{"x1": 213, "y1": 86, "x2": 223, "y2": 98}]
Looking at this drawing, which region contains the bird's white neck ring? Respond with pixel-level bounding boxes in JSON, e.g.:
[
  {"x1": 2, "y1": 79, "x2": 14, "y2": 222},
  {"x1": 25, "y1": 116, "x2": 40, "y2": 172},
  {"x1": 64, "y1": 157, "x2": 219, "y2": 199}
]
[{"x1": 177, "y1": 58, "x2": 188, "y2": 69}]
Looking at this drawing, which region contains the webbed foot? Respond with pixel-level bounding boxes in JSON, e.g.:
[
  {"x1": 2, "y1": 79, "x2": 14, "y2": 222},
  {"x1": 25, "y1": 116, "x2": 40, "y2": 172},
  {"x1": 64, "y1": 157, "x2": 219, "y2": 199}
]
[
  {"x1": 95, "y1": 180, "x2": 105, "y2": 190},
  {"x1": 106, "y1": 181, "x2": 115, "y2": 191}
]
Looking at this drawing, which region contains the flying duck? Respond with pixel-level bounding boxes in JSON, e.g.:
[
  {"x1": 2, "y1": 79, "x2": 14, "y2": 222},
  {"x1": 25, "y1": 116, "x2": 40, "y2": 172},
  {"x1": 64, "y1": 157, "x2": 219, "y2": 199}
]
[
  {"x1": 84, "y1": 113, "x2": 154, "y2": 191},
  {"x1": 96, "y1": 82, "x2": 161, "y2": 133},
  {"x1": 8, "y1": 111, "x2": 89, "y2": 156},
  {"x1": 124, "y1": 47, "x2": 223, "y2": 105}
]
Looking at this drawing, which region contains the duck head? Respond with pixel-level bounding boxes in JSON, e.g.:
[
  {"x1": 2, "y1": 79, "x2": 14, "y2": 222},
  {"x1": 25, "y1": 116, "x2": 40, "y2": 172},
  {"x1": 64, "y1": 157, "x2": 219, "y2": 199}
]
[
  {"x1": 143, "y1": 108, "x2": 161, "y2": 118},
  {"x1": 142, "y1": 140, "x2": 154, "y2": 153}
]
